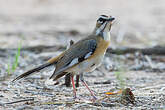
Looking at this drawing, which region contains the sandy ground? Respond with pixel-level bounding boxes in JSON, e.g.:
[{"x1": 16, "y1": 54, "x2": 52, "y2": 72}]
[{"x1": 0, "y1": 0, "x2": 165, "y2": 109}]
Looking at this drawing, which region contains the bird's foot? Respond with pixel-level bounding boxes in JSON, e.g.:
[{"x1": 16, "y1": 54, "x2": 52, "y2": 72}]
[
  {"x1": 73, "y1": 96, "x2": 82, "y2": 101},
  {"x1": 90, "y1": 95, "x2": 97, "y2": 102}
]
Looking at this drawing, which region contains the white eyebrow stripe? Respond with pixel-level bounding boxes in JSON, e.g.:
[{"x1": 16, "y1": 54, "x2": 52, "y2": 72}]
[
  {"x1": 100, "y1": 16, "x2": 109, "y2": 19},
  {"x1": 84, "y1": 52, "x2": 93, "y2": 59}
]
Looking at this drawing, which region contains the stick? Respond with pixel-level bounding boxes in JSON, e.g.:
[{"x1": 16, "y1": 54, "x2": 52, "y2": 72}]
[
  {"x1": 64, "y1": 40, "x2": 80, "y2": 87},
  {"x1": 1, "y1": 45, "x2": 165, "y2": 55},
  {"x1": 2, "y1": 98, "x2": 34, "y2": 105}
]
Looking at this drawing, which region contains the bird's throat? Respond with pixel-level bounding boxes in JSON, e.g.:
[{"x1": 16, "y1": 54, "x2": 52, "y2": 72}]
[{"x1": 102, "y1": 31, "x2": 111, "y2": 42}]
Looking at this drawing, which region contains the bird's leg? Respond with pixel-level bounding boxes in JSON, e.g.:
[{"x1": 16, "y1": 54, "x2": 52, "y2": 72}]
[
  {"x1": 80, "y1": 74, "x2": 97, "y2": 100},
  {"x1": 71, "y1": 75, "x2": 77, "y2": 98}
]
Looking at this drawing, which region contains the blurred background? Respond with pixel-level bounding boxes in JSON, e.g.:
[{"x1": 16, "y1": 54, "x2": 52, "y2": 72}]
[{"x1": 0, "y1": 0, "x2": 165, "y2": 48}]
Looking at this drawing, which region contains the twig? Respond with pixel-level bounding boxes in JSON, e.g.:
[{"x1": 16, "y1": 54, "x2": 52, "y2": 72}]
[
  {"x1": 64, "y1": 40, "x2": 80, "y2": 88},
  {"x1": 1, "y1": 98, "x2": 34, "y2": 105},
  {"x1": 1, "y1": 45, "x2": 165, "y2": 55},
  {"x1": 76, "y1": 75, "x2": 80, "y2": 87},
  {"x1": 42, "y1": 101, "x2": 77, "y2": 105},
  {"x1": 65, "y1": 73, "x2": 71, "y2": 87},
  {"x1": 107, "y1": 45, "x2": 165, "y2": 55}
]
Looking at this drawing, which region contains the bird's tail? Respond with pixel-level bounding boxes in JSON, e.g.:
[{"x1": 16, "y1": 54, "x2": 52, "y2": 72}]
[
  {"x1": 12, "y1": 50, "x2": 65, "y2": 83},
  {"x1": 12, "y1": 62, "x2": 54, "y2": 83}
]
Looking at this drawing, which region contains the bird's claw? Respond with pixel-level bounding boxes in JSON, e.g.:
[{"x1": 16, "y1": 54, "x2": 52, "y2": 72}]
[{"x1": 90, "y1": 95, "x2": 97, "y2": 102}]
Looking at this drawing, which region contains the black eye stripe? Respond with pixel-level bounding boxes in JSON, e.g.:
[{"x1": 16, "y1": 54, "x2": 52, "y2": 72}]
[
  {"x1": 97, "y1": 18, "x2": 106, "y2": 23},
  {"x1": 97, "y1": 15, "x2": 109, "y2": 23},
  {"x1": 99, "y1": 18, "x2": 104, "y2": 21}
]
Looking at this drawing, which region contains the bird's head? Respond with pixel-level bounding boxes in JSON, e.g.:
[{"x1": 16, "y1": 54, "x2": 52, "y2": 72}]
[{"x1": 94, "y1": 15, "x2": 115, "y2": 35}]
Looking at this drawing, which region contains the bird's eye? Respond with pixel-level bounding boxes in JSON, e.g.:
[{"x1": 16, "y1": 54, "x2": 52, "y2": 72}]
[{"x1": 97, "y1": 18, "x2": 106, "y2": 24}]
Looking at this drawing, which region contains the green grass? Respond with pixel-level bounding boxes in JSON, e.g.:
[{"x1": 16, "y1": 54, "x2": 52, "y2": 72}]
[
  {"x1": 7, "y1": 42, "x2": 21, "y2": 75},
  {"x1": 113, "y1": 56, "x2": 127, "y2": 89},
  {"x1": 114, "y1": 68, "x2": 126, "y2": 89}
]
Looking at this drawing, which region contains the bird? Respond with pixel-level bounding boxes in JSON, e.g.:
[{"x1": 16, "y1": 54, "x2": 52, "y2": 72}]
[{"x1": 12, "y1": 15, "x2": 115, "y2": 100}]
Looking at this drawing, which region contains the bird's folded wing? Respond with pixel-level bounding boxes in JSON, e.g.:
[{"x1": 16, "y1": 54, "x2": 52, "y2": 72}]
[{"x1": 50, "y1": 39, "x2": 97, "y2": 79}]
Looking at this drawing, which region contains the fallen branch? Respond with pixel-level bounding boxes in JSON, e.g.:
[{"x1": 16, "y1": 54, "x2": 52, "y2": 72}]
[
  {"x1": 107, "y1": 45, "x2": 165, "y2": 55},
  {"x1": 64, "y1": 40, "x2": 80, "y2": 87},
  {"x1": 0, "y1": 98, "x2": 34, "y2": 105},
  {"x1": 1, "y1": 45, "x2": 165, "y2": 55}
]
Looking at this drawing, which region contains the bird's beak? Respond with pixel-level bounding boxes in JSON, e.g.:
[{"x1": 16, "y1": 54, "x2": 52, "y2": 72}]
[{"x1": 107, "y1": 17, "x2": 115, "y2": 22}]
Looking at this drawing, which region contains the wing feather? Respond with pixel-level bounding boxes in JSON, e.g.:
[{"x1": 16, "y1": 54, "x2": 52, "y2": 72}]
[{"x1": 50, "y1": 39, "x2": 97, "y2": 80}]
